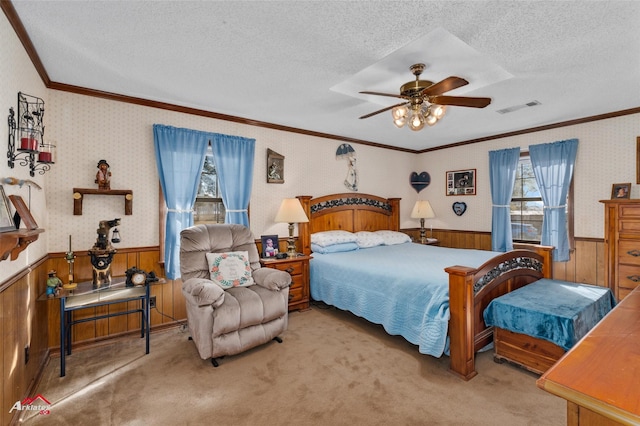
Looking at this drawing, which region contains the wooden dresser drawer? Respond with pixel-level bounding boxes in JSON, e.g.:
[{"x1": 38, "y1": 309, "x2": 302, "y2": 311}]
[
  {"x1": 619, "y1": 219, "x2": 640, "y2": 235},
  {"x1": 268, "y1": 261, "x2": 303, "y2": 276},
  {"x1": 619, "y1": 204, "x2": 640, "y2": 219},
  {"x1": 617, "y1": 263, "x2": 640, "y2": 291},
  {"x1": 289, "y1": 286, "x2": 303, "y2": 303},
  {"x1": 618, "y1": 240, "x2": 640, "y2": 265}
]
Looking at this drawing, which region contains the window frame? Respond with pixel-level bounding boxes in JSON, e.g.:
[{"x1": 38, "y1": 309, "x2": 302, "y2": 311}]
[{"x1": 510, "y1": 151, "x2": 574, "y2": 249}]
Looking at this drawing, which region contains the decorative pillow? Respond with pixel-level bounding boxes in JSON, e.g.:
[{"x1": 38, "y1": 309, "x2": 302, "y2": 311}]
[
  {"x1": 205, "y1": 251, "x2": 254, "y2": 289},
  {"x1": 355, "y1": 231, "x2": 385, "y2": 248},
  {"x1": 311, "y1": 230, "x2": 357, "y2": 247},
  {"x1": 311, "y1": 242, "x2": 359, "y2": 254},
  {"x1": 374, "y1": 230, "x2": 411, "y2": 246}
]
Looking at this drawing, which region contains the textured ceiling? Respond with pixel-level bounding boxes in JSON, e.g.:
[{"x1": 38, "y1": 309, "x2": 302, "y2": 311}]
[{"x1": 7, "y1": 0, "x2": 640, "y2": 151}]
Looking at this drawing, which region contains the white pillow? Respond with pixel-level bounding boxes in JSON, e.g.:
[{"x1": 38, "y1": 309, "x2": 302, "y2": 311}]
[
  {"x1": 374, "y1": 230, "x2": 411, "y2": 246},
  {"x1": 311, "y1": 230, "x2": 357, "y2": 247},
  {"x1": 311, "y1": 242, "x2": 359, "y2": 254},
  {"x1": 205, "y1": 251, "x2": 254, "y2": 290},
  {"x1": 355, "y1": 231, "x2": 385, "y2": 248}
]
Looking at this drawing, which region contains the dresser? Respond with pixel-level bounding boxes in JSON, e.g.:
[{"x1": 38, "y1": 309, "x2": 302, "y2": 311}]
[
  {"x1": 601, "y1": 199, "x2": 640, "y2": 301},
  {"x1": 260, "y1": 255, "x2": 311, "y2": 311},
  {"x1": 537, "y1": 285, "x2": 640, "y2": 425}
]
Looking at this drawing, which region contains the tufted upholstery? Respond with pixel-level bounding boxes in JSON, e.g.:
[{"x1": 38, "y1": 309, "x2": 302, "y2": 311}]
[{"x1": 180, "y1": 224, "x2": 291, "y2": 363}]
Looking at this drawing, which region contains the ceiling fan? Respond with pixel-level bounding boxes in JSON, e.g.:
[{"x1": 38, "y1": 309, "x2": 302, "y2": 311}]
[{"x1": 359, "y1": 63, "x2": 491, "y2": 131}]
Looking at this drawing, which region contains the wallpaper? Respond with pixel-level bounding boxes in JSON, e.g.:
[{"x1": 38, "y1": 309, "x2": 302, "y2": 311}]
[
  {"x1": 2, "y1": 10, "x2": 640, "y2": 286},
  {"x1": 0, "y1": 13, "x2": 48, "y2": 281}
]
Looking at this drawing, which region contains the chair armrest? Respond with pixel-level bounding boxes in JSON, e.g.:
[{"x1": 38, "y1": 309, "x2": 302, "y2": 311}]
[
  {"x1": 182, "y1": 277, "x2": 225, "y2": 308},
  {"x1": 252, "y1": 268, "x2": 292, "y2": 291}
]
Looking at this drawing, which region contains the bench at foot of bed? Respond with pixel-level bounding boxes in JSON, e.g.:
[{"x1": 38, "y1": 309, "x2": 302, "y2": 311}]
[{"x1": 493, "y1": 328, "x2": 566, "y2": 375}]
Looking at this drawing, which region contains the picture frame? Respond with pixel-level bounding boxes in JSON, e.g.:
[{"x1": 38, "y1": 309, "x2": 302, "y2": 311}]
[
  {"x1": 0, "y1": 185, "x2": 16, "y2": 233},
  {"x1": 446, "y1": 169, "x2": 476, "y2": 196},
  {"x1": 267, "y1": 148, "x2": 284, "y2": 184},
  {"x1": 611, "y1": 183, "x2": 631, "y2": 200},
  {"x1": 260, "y1": 235, "x2": 279, "y2": 258},
  {"x1": 9, "y1": 194, "x2": 38, "y2": 230}
]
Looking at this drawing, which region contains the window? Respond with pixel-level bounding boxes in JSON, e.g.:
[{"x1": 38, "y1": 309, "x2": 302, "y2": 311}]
[
  {"x1": 194, "y1": 146, "x2": 225, "y2": 224},
  {"x1": 510, "y1": 154, "x2": 574, "y2": 245}
]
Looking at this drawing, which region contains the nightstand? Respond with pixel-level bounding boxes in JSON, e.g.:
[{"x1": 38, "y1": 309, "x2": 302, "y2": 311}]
[{"x1": 260, "y1": 254, "x2": 312, "y2": 311}]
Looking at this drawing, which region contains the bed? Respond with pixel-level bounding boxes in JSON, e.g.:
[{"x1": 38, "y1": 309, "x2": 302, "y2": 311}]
[{"x1": 296, "y1": 193, "x2": 553, "y2": 380}]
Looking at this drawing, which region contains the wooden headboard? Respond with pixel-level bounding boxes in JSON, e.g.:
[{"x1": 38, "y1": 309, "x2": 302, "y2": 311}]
[{"x1": 297, "y1": 193, "x2": 401, "y2": 255}]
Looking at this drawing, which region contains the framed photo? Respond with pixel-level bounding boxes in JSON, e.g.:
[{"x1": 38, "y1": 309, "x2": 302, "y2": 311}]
[
  {"x1": 611, "y1": 183, "x2": 631, "y2": 200},
  {"x1": 260, "y1": 235, "x2": 279, "y2": 258},
  {"x1": 267, "y1": 149, "x2": 284, "y2": 184},
  {"x1": 0, "y1": 185, "x2": 16, "y2": 233},
  {"x1": 9, "y1": 195, "x2": 38, "y2": 229},
  {"x1": 446, "y1": 169, "x2": 476, "y2": 196}
]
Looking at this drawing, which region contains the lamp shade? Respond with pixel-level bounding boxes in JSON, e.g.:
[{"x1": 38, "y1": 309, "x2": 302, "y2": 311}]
[
  {"x1": 275, "y1": 198, "x2": 309, "y2": 223},
  {"x1": 410, "y1": 200, "x2": 435, "y2": 219}
]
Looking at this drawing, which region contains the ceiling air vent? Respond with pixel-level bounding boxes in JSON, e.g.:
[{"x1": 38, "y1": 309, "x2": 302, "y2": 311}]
[{"x1": 497, "y1": 100, "x2": 541, "y2": 114}]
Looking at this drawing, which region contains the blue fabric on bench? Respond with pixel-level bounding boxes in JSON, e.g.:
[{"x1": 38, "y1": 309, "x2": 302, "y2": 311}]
[{"x1": 483, "y1": 279, "x2": 616, "y2": 351}]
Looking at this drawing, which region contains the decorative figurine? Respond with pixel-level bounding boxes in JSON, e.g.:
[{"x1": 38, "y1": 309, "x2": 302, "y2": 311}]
[
  {"x1": 46, "y1": 270, "x2": 63, "y2": 297},
  {"x1": 89, "y1": 218, "x2": 121, "y2": 289},
  {"x1": 95, "y1": 159, "x2": 111, "y2": 190}
]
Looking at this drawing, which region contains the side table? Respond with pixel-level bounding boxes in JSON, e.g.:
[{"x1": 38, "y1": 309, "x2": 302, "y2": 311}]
[
  {"x1": 260, "y1": 254, "x2": 312, "y2": 311},
  {"x1": 40, "y1": 277, "x2": 151, "y2": 377}
]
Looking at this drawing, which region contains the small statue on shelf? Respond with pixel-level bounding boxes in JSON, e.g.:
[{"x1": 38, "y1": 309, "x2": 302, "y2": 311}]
[
  {"x1": 95, "y1": 159, "x2": 111, "y2": 190},
  {"x1": 46, "y1": 270, "x2": 63, "y2": 297}
]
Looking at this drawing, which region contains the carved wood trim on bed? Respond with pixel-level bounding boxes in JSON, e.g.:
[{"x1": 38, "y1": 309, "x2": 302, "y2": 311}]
[
  {"x1": 297, "y1": 193, "x2": 400, "y2": 256},
  {"x1": 297, "y1": 193, "x2": 553, "y2": 381},
  {"x1": 445, "y1": 247, "x2": 553, "y2": 380}
]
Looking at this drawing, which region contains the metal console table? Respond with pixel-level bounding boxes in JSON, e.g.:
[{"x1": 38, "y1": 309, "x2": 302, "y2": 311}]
[{"x1": 45, "y1": 278, "x2": 150, "y2": 377}]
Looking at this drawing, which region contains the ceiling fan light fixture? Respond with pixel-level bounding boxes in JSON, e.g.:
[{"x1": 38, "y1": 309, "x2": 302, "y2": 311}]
[
  {"x1": 409, "y1": 111, "x2": 425, "y2": 131},
  {"x1": 425, "y1": 113, "x2": 438, "y2": 126},
  {"x1": 393, "y1": 116, "x2": 406, "y2": 128},
  {"x1": 432, "y1": 104, "x2": 446, "y2": 119},
  {"x1": 392, "y1": 105, "x2": 408, "y2": 120}
]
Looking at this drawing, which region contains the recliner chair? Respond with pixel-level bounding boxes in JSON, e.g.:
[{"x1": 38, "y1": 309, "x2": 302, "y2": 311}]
[{"x1": 180, "y1": 224, "x2": 291, "y2": 366}]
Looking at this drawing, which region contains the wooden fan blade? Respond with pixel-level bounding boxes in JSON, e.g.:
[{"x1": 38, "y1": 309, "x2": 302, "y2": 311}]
[
  {"x1": 429, "y1": 95, "x2": 491, "y2": 108},
  {"x1": 420, "y1": 76, "x2": 469, "y2": 96},
  {"x1": 359, "y1": 102, "x2": 408, "y2": 119},
  {"x1": 359, "y1": 91, "x2": 406, "y2": 99}
]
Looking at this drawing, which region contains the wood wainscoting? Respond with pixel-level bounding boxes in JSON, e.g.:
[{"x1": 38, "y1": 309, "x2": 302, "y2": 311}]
[
  {"x1": 1, "y1": 247, "x2": 185, "y2": 426},
  {"x1": 402, "y1": 228, "x2": 606, "y2": 286},
  {"x1": 45, "y1": 247, "x2": 185, "y2": 350}
]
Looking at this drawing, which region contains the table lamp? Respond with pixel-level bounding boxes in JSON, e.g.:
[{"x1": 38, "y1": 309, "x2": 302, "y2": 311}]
[
  {"x1": 275, "y1": 198, "x2": 309, "y2": 257},
  {"x1": 411, "y1": 200, "x2": 436, "y2": 244}
]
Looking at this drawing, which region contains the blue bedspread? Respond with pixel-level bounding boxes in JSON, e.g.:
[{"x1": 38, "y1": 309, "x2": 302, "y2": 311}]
[
  {"x1": 483, "y1": 279, "x2": 616, "y2": 351},
  {"x1": 310, "y1": 243, "x2": 502, "y2": 357}
]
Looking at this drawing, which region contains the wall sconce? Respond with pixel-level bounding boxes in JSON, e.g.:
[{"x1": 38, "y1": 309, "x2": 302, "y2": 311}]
[
  {"x1": 275, "y1": 198, "x2": 309, "y2": 257},
  {"x1": 7, "y1": 92, "x2": 55, "y2": 177}
]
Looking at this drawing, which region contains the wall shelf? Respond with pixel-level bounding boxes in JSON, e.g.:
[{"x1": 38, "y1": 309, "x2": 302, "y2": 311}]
[
  {"x1": 73, "y1": 188, "x2": 133, "y2": 215},
  {"x1": 0, "y1": 228, "x2": 44, "y2": 261}
]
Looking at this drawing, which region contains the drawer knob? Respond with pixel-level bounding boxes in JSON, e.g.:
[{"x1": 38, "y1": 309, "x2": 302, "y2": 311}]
[
  {"x1": 627, "y1": 275, "x2": 640, "y2": 283},
  {"x1": 627, "y1": 249, "x2": 640, "y2": 257},
  {"x1": 285, "y1": 267, "x2": 294, "y2": 274}
]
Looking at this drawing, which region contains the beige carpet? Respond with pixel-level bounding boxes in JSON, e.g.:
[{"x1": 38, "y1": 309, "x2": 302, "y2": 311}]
[{"x1": 23, "y1": 304, "x2": 565, "y2": 425}]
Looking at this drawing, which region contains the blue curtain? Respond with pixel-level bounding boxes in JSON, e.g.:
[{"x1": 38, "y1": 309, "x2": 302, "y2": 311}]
[
  {"x1": 529, "y1": 138, "x2": 578, "y2": 262},
  {"x1": 153, "y1": 124, "x2": 209, "y2": 279},
  {"x1": 210, "y1": 134, "x2": 255, "y2": 226},
  {"x1": 489, "y1": 147, "x2": 521, "y2": 252}
]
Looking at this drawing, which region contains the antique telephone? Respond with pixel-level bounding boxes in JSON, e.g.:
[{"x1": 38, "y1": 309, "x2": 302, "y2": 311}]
[{"x1": 88, "y1": 218, "x2": 121, "y2": 288}]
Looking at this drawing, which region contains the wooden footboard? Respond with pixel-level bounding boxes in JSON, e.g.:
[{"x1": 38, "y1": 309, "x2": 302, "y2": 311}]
[{"x1": 445, "y1": 245, "x2": 553, "y2": 380}]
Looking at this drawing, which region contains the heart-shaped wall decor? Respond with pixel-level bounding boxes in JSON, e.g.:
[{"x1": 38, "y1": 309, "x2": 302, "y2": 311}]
[
  {"x1": 452, "y1": 202, "x2": 467, "y2": 216},
  {"x1": 410, "y1": 171, "x2": 431, "y2": 193}
]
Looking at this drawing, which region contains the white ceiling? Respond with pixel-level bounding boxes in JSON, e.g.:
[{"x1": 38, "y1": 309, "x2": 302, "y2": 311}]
[{"x1": 8, "y1": 1, "x2": 640, "y2": 151}]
